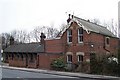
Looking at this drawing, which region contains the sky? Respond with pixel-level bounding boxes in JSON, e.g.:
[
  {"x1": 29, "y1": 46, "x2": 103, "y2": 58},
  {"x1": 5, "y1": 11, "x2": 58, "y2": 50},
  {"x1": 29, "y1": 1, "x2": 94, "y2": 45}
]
[{"x1": 0, "y1": 0, "x2": 120, "y2": 34}]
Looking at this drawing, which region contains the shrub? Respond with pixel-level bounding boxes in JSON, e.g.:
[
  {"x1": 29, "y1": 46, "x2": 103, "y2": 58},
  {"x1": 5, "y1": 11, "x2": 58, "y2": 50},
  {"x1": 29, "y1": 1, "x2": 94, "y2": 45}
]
[
  {"x1": 118, "y1": 48, "x2": 120, "y2": 76},
  {"x1": 51, "y1": 57, "x2": 65, "y2": 71}
]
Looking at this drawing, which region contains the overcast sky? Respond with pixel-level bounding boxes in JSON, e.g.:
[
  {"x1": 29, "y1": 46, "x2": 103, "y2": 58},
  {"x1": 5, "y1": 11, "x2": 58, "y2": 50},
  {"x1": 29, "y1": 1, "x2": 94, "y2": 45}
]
[{"x1": 0, "y1": 0, "x2": 119, "y2": 33}]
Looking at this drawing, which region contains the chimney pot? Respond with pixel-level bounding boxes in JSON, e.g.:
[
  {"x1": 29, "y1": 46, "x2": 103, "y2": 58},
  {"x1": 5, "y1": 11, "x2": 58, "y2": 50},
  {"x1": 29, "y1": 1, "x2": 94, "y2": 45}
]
[
  {"x1": 72, "y1": 15, "x2": 74, "y2": 19},
  {"x1": 67, "y1": 14, "x2": 71, "y2": 23},
  {"x1": 10, "y1": 36, "x2": 14, "y2": 45}
]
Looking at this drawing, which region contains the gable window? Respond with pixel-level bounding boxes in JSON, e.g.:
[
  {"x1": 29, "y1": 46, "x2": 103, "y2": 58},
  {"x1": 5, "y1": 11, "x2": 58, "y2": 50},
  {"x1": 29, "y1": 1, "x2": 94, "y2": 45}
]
[
  {"x1": 67, "y1": 29, "x2": 72, "y2": 43},
  {"x1": 67, "y1": 55, "x2": 72, "y2": 63},
  {"x1": 78, "y1": 28, "x2": 83, "y2": 43},
  {"x1": 78, "y1": 55, "x2": 83, "y2": 62},
  {"x1": 106, "y1": 37, "x2": 110, "y2": 45}
]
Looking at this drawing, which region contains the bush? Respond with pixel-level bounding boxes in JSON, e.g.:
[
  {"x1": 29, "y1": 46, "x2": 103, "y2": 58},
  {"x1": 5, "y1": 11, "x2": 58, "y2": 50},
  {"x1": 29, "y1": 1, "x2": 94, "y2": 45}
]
[
  {"x1": 51, "y1": 57, "x2": 65, "y2": 71},
  {"x1": 105, "y1": 60, "x2": 118, "y2": 76},
  {"x1": 118, "y1": 48, "x2": 120, "y2": 76},
  {"x1": 90, "y1": 55, "x2": 119, "y2": 76}
]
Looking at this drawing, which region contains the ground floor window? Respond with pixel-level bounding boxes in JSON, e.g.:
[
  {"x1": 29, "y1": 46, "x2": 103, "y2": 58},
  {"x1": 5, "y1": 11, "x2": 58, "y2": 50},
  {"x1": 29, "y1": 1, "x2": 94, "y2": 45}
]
[
  {"x1": 67, "y1": 55, "x2": 72, "y2": 63},
  {"x1": 78, "y1": 55, "x2": 83, "y2": 62}
]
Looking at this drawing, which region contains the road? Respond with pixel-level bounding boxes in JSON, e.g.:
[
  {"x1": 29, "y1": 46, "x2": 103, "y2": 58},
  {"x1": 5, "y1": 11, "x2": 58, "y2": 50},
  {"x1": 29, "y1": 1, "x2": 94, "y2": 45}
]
[{"x1": 2, "y1": 68, "x2": 96, "y2": 80}]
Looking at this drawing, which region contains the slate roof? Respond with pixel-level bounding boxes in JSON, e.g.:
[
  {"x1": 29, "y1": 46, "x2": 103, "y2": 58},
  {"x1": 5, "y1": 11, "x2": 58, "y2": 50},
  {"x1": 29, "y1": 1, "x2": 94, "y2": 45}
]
[
  {"x1": 3, "y1": 43, "x2": 44, "y2": 53},
  {"x1": 58, "y1": 16, "x2": 117, "y2": 38},
  {"x1": 74, "y1": 16, "x2": 116, "y2": 38}
]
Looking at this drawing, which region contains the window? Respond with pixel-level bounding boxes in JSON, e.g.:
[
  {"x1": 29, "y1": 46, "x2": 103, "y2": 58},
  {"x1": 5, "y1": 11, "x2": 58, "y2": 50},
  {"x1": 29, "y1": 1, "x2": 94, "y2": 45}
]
[
  {"x1": 106, "y1": 37, "x2": 110, "y2": 45},
  {"x1": 67, "y1": 55, "x2": 72, "y2": 63},
  {"x1": 78, "y1": 55, "x2": 83, "y2": 62},
  {"x1": 67, "y1": 29, "x2": 72, "y2": 43},
  {"x1": 78, "y1": 28, "x2": 83, "y2": 43}
]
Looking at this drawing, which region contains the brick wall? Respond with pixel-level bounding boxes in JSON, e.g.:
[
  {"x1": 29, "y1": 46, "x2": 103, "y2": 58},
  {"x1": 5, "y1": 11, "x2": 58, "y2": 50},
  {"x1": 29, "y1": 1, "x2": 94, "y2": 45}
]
[
  {"x1": 9, "y1": 57, "x2": 26, "y2": 67},
  {"x1": 45, "y1": 39, "x2": 63, "y2": 53},
  {"x1": 38, "y1": 53, "x2": 62, "y2": 69}
]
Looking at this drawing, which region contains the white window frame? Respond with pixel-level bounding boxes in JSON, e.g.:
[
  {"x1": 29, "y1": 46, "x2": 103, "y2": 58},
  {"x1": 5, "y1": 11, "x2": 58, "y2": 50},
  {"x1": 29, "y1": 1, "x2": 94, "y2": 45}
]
[
  {"x1": 67, "y1": 55, "x2": 72, "y2": 63},
  {"x1": 67, "y1": 29, "x2": 72, "y2": 43},
  {"x1": 76, "y1": 52, "x2": 84, "y2": 62},
  {"x1": 78, "y1": 55, "x2": 83, "y2": 62},
  {"x1": 78, "y1": 28, "x2": 83, "y2": 43}
]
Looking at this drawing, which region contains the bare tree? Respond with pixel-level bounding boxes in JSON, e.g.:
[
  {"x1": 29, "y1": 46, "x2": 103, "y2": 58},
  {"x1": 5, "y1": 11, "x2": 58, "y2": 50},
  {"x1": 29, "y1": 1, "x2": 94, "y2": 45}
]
[
  {"x1": 108, "y1": 19, "x2": 118, "y2": 36},
  {"x1": 1, "y1": 33, "x2": 11, "y2": 47},
  {"x1": 11, "y1": 30, "x2": 28, "y2": 43},
  {"x1": 90, "y1": 18, "x2": 101, "y2": 25},
  {"x1": 31, "y1": 26, "x2": 47, "y2": 42},
  {"x1": 25, "y1": 33, "x2": 31, "y2": 43},
  {"x1": 47, "y1": 27, "x2": 59, "y2": 39},
  {"x1": 31, "y1": 25, "x2": 59, "y2": 42},
  {"x1": 59, "y1": 23, "x2": 67, "y2": 32}
]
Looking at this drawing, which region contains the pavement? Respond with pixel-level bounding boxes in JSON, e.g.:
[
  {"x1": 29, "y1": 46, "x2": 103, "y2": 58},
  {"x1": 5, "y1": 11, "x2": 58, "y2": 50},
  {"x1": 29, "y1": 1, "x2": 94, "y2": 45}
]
[{"x1": 1, "y1": 63, "x2": 120, "y2": 80}]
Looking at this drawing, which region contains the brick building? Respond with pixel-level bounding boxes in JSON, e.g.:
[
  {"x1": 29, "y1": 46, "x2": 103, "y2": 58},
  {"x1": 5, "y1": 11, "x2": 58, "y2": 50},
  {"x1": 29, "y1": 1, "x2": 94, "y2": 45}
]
[{"x1": 3, "y1": 15, "x2": 119, "y2": 72}]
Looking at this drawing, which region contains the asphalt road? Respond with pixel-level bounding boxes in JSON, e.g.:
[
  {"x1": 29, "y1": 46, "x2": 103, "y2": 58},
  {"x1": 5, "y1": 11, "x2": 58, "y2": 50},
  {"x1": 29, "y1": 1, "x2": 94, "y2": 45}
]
[{"x1": 2, "y1": 68, "x2": 96, "y2": 80}]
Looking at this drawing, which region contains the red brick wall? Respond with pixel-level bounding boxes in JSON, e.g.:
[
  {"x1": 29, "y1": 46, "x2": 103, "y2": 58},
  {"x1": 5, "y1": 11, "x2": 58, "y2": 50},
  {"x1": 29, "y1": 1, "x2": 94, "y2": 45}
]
[
  {"x1": 9, "y1": 57, "x2": 26, "y2": 67},
  {"x1": 45, "y1": 39, "x2": 64, "y2": 53},
  {"x1": 8, "y1": 53, "x2": 38, "y2": 68},
  {"x1": 38, "y1": 53, "x2": 61, "y2": 69},
  {"x1": 27, "y1": 56, "x2": 37, "y2": 68}
]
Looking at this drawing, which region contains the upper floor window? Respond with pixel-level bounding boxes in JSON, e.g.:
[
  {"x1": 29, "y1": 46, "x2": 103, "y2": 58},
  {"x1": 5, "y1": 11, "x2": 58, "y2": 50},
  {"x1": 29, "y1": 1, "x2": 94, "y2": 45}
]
[
  {"x1": 106, "y1": 37, "x2": 110, "y2": 45},
  {"x1": 67, "y1": 29, "x2": 72, "y2": 43},
  {"x1": 78, "y1": 28, "x2": 83, "y2": 43}
]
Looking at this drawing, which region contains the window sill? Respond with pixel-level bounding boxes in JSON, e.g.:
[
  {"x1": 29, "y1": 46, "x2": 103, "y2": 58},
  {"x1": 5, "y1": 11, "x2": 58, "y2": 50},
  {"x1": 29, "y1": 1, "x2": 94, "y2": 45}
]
[
  {"x1": 67, "y1": 42, "x2": 72, "y2": 44},
  {"x1": 67, "y1": 43, "x2": 72, "y2": 46},
  {"x1": 78, "y1": 42, "x2": 84, "y2": 45},
  {"x1": 67, "y1": 61, "x2": 72, "y2": 64}
]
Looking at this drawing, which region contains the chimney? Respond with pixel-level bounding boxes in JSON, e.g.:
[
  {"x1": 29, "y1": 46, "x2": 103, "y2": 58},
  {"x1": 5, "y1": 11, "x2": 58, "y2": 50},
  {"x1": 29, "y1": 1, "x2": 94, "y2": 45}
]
[
  {"x1": 10, "y1": 36, "x2": 14, "y2": 45},
  {"x1": 67, "y1": 14, "x2": 71, "y2": 23},
  {"x1": 40, "y1": 33, "x2": 46, "y2": 45},
  {"x1": 71, "y1": 15, "x2": 74, "y2": 19}
]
